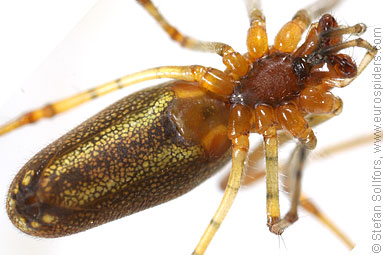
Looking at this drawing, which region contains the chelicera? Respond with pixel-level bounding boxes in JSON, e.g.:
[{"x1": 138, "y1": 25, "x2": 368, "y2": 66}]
[{"x1": 1, "y1": 0, "x2": 377, "y2": 254}]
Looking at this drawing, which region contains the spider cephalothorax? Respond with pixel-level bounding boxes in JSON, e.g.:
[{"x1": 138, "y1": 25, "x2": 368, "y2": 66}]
[{"x1": 231, "y1": 14, "x2": 359, "y2": 151}]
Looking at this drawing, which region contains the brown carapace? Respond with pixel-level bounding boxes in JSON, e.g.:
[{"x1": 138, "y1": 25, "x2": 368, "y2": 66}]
[{"x1": 1, "y1": 0, "x2": 377, "y2": 254}]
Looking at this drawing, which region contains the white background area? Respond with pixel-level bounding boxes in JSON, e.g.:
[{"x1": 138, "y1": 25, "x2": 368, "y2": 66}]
[{"x1": 0, "y1": 0, "x2": 380, "y2": 255}]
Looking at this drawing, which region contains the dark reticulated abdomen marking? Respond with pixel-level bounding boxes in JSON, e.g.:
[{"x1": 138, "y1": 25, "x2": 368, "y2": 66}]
[{"x1": 6, "y1": 82, "x2": 231, "y2": 237}]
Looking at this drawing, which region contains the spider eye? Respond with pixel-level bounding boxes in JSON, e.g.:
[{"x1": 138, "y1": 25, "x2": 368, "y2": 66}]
[{"x1": 292, "y1": 57, "x2": 308, "y2": 79}]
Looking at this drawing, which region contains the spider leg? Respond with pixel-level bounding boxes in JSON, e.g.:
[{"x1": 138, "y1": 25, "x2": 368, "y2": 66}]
[
  {"x1": 136, "y1": 0, "x2": 224, "y2": 54},
  {"x1": 264, "y1": 126, "x2": 281, "y2": 228},
  {"x1": 246, "y1": 0, "x2": 268, "y2": 61},
  {"x1": 268, "y1": 94, "x2": 357, "y2": 239},
  {"x1": 220, "y1": 135, "x2": 367, "y2": 249},
  {"x1": 193, "y1": 104, "x2": 252, "y2": 255},
  {"x1": 273, "y1": 11, "x2": 311, "y2": 53},
  {"x1": 321, "y1": 23, "x2": 367, "y2": 38},
  {"x1": 269, "y1": 145, "x2": 308, "y2": 234},
  {"x1": 321, "y1": 38, "x2": 377, "y2": 88},
  {"x1": 219, "y1": 132, "x2": 292, "y2": 190},
  {"x1": 276, "y1": 141, "x2": 356, "y2": 249},
  {"x1": 259, "y1": 94, "x2": 344, "y2": 234},
  {"x1": 273, "y1": 0, "x2": 342, "y2": 53},
  {"x1": 219, "y1": 85, "x2": 368, "y2": 245},
  {"x1": 267, "y1": 107, "x2": 318, "y2": 234},
  {"x1": 300, "y1": 195, "x2": 355, "y2": 249},
  {"x1": 0, "y1": 65, "x2": 235, "y2": 136},
  {"x1": 245, "y1": 0, "x2": 262, "y2": 21},
  {"x1": 192, "y1": 135, "x2": 249, "y2": 255},
  {"x1": 220, "y1": 132, "x2": 366, "y2": 249},
  {"x1": 231, "y1": 133, "x2": 372, "y2": 189},
  {"x1": 136, "y1": 0, "x2": 251, "y2": 77}
]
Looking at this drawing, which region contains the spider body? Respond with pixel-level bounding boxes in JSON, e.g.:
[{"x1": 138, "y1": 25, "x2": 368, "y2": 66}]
[{"x1": 1, "y1": 0, "x2": 377, "y2": 254}]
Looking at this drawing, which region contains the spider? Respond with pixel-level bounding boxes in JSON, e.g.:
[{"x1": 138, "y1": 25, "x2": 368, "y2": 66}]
[{"x1": 0, "y1": 0, "x2": 378, "y2": 255}]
